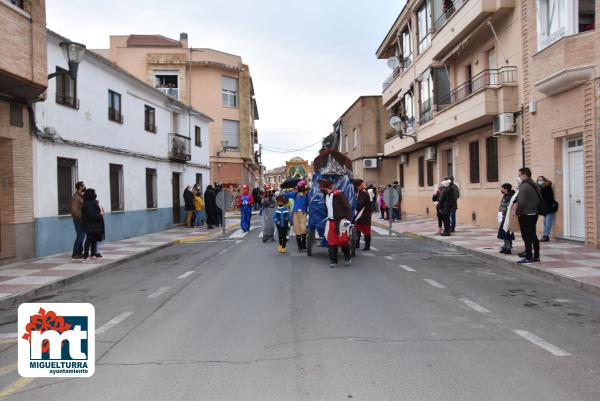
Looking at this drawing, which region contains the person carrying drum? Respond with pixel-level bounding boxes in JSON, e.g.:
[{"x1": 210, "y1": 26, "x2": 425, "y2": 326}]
[
  {"x1": 352, "y1": 179, "x2": 372, "y2": 251},
  {"x1": 319, "y1": 179, "x2": 352, "y2": 267},
  {"x1": 283, "y1": 180, "x2": 308, "y2": 252}
]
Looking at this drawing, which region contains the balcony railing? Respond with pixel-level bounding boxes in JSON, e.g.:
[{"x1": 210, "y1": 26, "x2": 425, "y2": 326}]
[
  {"x1": 437, "y1": 66, "x2": 517, "y2": 110},
  {"x1": 433, "y1": 0, "x2": 468, "y2": 32},
  {"x1": 169, "y1": 133, "x2": 191, "y2": 162},
  {"x1": 157, "y1": 87, "x2": 179, "y2": 99},
  {"x1": 382, "y1": 55, "x2": 413, "y2": 91}
]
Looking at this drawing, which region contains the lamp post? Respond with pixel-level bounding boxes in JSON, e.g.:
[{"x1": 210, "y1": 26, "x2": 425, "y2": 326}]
[{"x1": 48, "y1": 41, "x2": 86, "y2": 81}]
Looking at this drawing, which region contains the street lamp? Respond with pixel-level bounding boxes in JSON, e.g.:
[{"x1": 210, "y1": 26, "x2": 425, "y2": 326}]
[{"x1": 48, "y1": 41, "x2": 86, "y2": 81}]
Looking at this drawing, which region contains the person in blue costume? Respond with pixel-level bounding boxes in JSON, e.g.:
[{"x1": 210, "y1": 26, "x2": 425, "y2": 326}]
[
  {"x1": 283, "y1": 180, "x2": 309, "y2": 252},
  {"x1": 238, "y1": 184, "x2": 254, "y2": 232}
]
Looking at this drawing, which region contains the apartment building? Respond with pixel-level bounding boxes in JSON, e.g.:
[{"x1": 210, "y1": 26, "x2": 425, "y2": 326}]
[
  {"x1": 33, "y1": 31, "x2": 211, "y2": 256},
  {"x1": 93, "y1": 33, "x2": 261, "y2": 187},
  {"x1": 333, "y1": 96, "x2": 396, "y2": 186},
  {"x1": 376, "y1": 0, "x2": 523, "y2": 228},
  {"x1": 520, "y1": 0, "x2": 598, "y2": 246},
  {"x1": 0, "y1": 0, "x2": 47, "y2": 262}
]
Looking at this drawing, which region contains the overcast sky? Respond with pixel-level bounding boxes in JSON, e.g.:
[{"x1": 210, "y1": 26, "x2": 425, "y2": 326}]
[{"x1": 47, "y1": 0, "x2": 405, "y2": 169}]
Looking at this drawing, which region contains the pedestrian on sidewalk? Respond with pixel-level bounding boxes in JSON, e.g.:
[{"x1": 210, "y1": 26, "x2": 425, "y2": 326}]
[
  {"x1": 193, "y1": 189, "x2": 206, "y2": 227},
  {"x1": 516, "y1": 167, "x2": 541, "y2": 264},
  {"x1": 446, "y1": 176, "x2": 460, "y2": 232},
  {"x1": 215, "y1": 183, "x2": 223, "y2": 227},
  {"x1": 391, "y1": 181, "x2": 402, "y2": 221},
  {"x1": 239, "y1": 184, "x2": 254, "y2": 232},
  {"x1": 81, "y1": 188, "x2": 105, "y2": 262},
  {"x1": 261, "y1": 185, "x2": 276, "y2": 242},
  {"x1": 433, "y1": 180, "x2": 452, "y2": 236},
  {"x1": 204, "y1": 185, "x2": 218, "y2": 229},
  {"x1": 320, "y1": 179, "x2": 353, "y2": 267},
  {"x1": 183, "y1": 185, "x2": 195, "y2": 227},
  {"x1": 497, "y1": 183, "x2": 516, "y2": 254},
  {"x1": 70, "y1": 181, "x2": 86, "y2": 260},
  {"x1": 274, "y1": 196, "x2": 290, "y2": 253},
  {"x1": 353, "y1": 179, "x2": 372, "y2": 251},
  {"x1": 282, "y1": 180, "x2": 308, "y2": 252},
  {"x1": 537, "y1": 176, "x2": 558, "y2": 242}
]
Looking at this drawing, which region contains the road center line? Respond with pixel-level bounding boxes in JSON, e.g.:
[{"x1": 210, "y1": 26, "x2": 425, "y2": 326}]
[
  {"x1": 177, "y1": 271, "x2": 195, "y2": 279},
  {"x1": 384, "y1": 255, "x2": 395, "y2": 261},
  {"x1": 459, "y1": 298, "x2": 491, "y2": 313},
  {"x1": 96, "y1": 311, "x2": 134, "y2": 334},
  {"x1": 399, "y1": 264, "x2": 416, "y2": 272},
  {"x1": 513, "y1": 330, "x2": 571, "y2": 356},
  {"x1": 147, "y1": 286, "x2": 171, "y2": 299},
  {"x1": 423, "y1": 279, "x2": 445, "y2": 289},
  {"x1": 217, "y1": 249, "x2": 227, "y2": 256}
]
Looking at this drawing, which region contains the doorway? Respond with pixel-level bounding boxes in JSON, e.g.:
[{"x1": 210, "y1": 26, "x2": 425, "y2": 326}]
[
  {"x1": 172, "y1": 172, "x2": 181, "y2": 224},
  {"x1": 563, "y1": 137, "x2": 585, "y2": 239}
]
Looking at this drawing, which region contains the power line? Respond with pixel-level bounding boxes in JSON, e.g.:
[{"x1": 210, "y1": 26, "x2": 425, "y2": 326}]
[{"x1": 261, "y1": 140, "x2": 322, "y2": 153}]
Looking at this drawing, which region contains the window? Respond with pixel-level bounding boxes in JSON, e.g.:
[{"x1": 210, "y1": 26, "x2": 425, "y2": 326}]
[
  {"x1": 109, "y1": 164, "x2": 124, "y2": 211},
  {"x1": 419, "y1": 72, "x2": 433, "y2": 122},
  {"x1": 469, "y1": 141, "x2": 480, "y2": 183},
  {"x1": 433, "y1": 67, "x2": 450, "y2": 107},
  {"x1": 486, "y1": 136, "x2": 499, "y2": 182},
  {"x1": 108, "y1": 90, "x2": 122, "y2": 123},
  {"x1": 535, "y1": 0, "x2": 589, "y2": 49},
  {"x1": 401, "y1": 27, "x2": 412, "y2": 66},
  {"x1": 146, "y1": 168, "x2": 157, "y2": 209},
  {"x1": 403, "y1": 91, "x2": 415, "y2": 130},
  {"x1": 10, "y1": 0, "x2": 24, "y2": 9},
  {"x1": 418, "y1": 156, "x2": 425, "y2": 187},
  {"x1": 56, "y1": 67, "x2": 78, "y2": 109},
  {"x1": 427, "y1": 161, "x2": 435, "y2": 187},
  {"x1": 352, "y1": 128, "x2": 358, "y2": 149},
  {"x1": 579, "y1": 0, "x2": 595, "y2": 32},
  {"x1": 417, "y1": 0, "x2": 432, "y2": 53},
  {"x1": 154, "y1": 71, "x2": 179, "y2": 99},
  {"x1": 57, "y1": 158, "x2": 77, "y2": 215},
  {"x1": 196, "y1": 173, "x2": 203, "y2": 190},
  {"x1": 144, "y1": 105, "x2": 156, "y2": 133},
  {"x1": 446, "y1": 149, "x2": 453, "y2": 177},
  {"x1": 399, "y1": 163, "x2": 405, "y2": 188},
  {"x1": 223, "y1": 119, "x2": 240, "y2": 149},
  {"x1": 344, "y1": 135, "x2": 349, "y2": 153},
  {"x1": 222, "y1": 76, "x2": 238, "y2": 107},
  {"x1": 9, "y1": 103, "x2": 23, "y2": 127},
  {"x1": 195, "y1": 126, "x2": 202, "y2": 147}
]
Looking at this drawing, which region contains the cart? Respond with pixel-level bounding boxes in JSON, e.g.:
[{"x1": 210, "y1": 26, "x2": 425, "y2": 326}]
[{"x1": 306, "y1": 149, "x2": 357, "y2": 257}]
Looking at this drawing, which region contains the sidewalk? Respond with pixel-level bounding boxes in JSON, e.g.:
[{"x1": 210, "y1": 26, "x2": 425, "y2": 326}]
[
  {"x1": 373, "y1": 215, "x2": 600, "y2": 297},
  {"x1": 0, "y1": 218, "x2": 240, "y2": 308}
]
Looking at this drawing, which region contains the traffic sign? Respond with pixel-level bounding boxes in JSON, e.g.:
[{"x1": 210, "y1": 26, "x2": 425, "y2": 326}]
[
  {"x1": 383, "y1": 187, "x2": 399, "y2": 206},
  {"x1": 216, "y1": 190, "x2": 233, "y2": 210}
]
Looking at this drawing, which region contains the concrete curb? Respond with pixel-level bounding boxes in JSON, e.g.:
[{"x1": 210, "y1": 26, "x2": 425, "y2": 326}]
[
  {"x1": 373, "y1": 221, "x2": 600, "y2": 298},
  {"x1": 0, "y1": 224, "x2": 240, "y2": 310}
]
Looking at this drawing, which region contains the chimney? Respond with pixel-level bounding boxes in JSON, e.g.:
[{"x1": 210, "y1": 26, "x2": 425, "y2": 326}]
[{"x1": 180, "y1": 32, "x2": 188, "y2": 48}]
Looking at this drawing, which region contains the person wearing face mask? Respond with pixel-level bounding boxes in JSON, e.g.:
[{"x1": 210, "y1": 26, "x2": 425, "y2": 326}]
[
  {"x1": 537, "y1": 176, "x2": 558, "y2": 242},
  {"x1": 515, "y1": 167, "x2": 541, "y2": 264},
  {"x1": 497, "y1": 183, "x2": 516, "y2": 254},
  {"x1": 320, "y1": 179, "x2": 353, "y2": 267}
]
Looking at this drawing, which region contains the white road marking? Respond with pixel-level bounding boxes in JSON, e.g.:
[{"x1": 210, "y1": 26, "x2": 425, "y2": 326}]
[
  {"x1": 459, "y1": 298, "x2": 491, "y2": 313},
  {"x1": 384, "y1": 255, "x2": 395, "y2": 261},
  {"x1": 363, "y1": 253, "x2": 376, "y2": 257},
  {"x1": 369, "y1": 246, "x2": 379, "y2": 251},
  {"x1": 229, "y1": 229, "x2": 247, "y2": 239},
  {"x1": 96, "y1": 311, "x2": 134, "y2": 334},
  {"x1": 399, "y1": 264, "x2": 416, "y2": 272},
  {"x1": 553, "y1": 298, "x2": 574, "y2": 303},
  {"x1": 217, "y1": 249, "x2": 227, "y2": 256},
  {"x1": 513, "y1": 330, "x2": 571, "y2": 356},
  {"x1": 371, "y1": 226, "x2": 393, "y2": 236},
  {"x1": 147, "y1": 286, "x2": 171, "y2": 299},
  {"x1": 0, "y1": 333, "x2": 17, "y2": 339},
  {"x1": 177, "y1": 271, "x2": 195, "y2": 279},
  {"x1": 423, "y1": 279, "x2": 445, "y2": 289},
  {"x1": 235, "y1": 239, "x2": 243, "y2": 244},
  {"x1": 259, "y1": 232, "x2": 263, "y2": 238}
]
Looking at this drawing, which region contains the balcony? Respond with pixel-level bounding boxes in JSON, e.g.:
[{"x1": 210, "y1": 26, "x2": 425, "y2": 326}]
[
  {"x1": 432, "y1": 0, "x2": 468, "y2": 33},
  {"x1": 384, "y1": 66, "x2": 518, "y2": 156},
  {"x1": 157, "y1": 87, "x2": 179, "y2": 99},
  {"x1": 382, "y1": 55, "x2": 413, "y2": 91},
  {"x1": 169, "y1": 133, "x2": 191, "y2": 162}
]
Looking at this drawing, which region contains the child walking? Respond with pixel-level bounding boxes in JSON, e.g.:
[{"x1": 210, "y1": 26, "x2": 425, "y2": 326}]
[{"x1": 273, "y1": 196, "x2": 290, "y2": 253}]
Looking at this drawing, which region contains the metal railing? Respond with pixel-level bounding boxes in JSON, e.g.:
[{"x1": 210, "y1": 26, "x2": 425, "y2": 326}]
[
  {"x1": 168, "y1": 133, "x2": 191, "y2": 162},
  {"x1": 382, "y1": 55, "x2": 413, "y2": 91},
  {"x1": 157, "y1": 87, "x2": 179, "y2": 99},
  {"x1": 437, "y1": 66, "x2": 517, "y2": 110},
  {"x1": 433, "y1": 0, "x2": 468, "y2": 32},
  {"x1": 419, "y1": 108, "x2": 433, "y2": 125}
]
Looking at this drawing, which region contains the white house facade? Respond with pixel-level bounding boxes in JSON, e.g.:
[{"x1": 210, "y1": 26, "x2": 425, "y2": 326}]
[{"x1": 33, "y1": 31, "x2": 212, "y2": 256}]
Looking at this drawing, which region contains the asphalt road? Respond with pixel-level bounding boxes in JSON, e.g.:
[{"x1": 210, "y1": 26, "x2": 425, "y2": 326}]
[{"x1": 0, "y1": 221, "x2": 599, "y2": 400}]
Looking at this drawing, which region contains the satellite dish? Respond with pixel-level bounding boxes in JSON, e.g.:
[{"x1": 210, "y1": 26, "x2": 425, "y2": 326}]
[
  {"x1": 387, "y1": 57, "x2": 400, "y2": 70},
  {"x1": 389, "y1": 116, "x2": 403, "y2": 130}
]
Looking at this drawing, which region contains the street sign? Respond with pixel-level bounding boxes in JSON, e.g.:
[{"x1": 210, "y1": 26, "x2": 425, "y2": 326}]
[
  {"x1": 383, "y1": 187, "x2": 399, "y2": 236},
  {"x1": 216, "y1": 190, "x2": 232, "y2": 210}
]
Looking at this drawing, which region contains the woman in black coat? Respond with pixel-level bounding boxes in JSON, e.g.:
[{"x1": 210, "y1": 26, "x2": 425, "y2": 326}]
[
  {"x1": 81, "y1": 188, "x2": 105, "y2": 261},
  {"x1": 204, "y1": 185, "x2": 218, "y2": 229}
]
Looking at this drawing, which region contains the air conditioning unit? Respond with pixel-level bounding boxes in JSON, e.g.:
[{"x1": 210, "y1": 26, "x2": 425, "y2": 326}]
[
  {"x1": 493, "y1": 113, "x2": 516, "y2": 135},
  {"x1": 399, "y1": 153, "x2": 408, "y2": 164},
  {"x1": 424, "y1": 146, "x2": 437, "y2": 161},
  {"x1": 363, "y1": 158, "x2": 378, "y2": 169}
]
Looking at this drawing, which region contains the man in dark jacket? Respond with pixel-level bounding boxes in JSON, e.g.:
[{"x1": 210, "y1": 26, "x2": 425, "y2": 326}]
[
  {"x1": 353, "y1": 179, "x2": 372, "y2": 250},
  {"x1": 391, "y1": 181, "x2": 402, "y2": 221},
  {"x1": 204, "y1": 185, "x2": 218, "y2": 229},
  {"x1": 446, "y1": 176, "x2": 459, "y2": 232},
  {"x1": 434, "y1": 180, "x2": 452, "y2": 236},
  {"x1": 516, "y1": 167, "x2": 541, "y2": 264},
  {"x1": 70, "y1": 181, "x2": 86, "y2": 260},
  {"x1": 320, "y1": 179, "x2": 353, "y2": 267},
  {"x1": 183, "y1": 186, "x2": 195, "y2": 227},
  {"x1": 81, "y1": 188, "x2": 104, "y2": 261}
]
